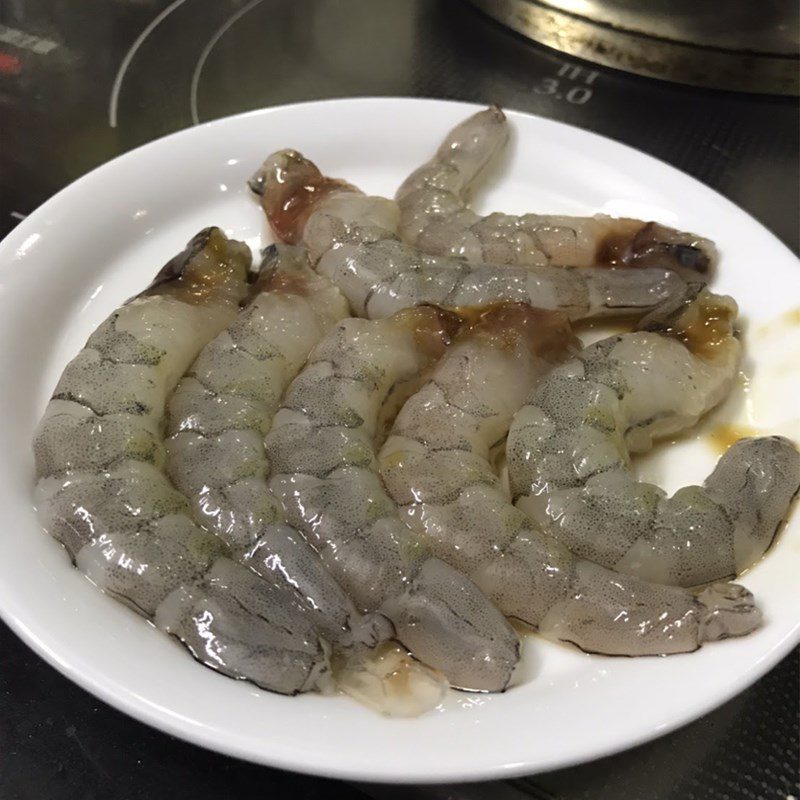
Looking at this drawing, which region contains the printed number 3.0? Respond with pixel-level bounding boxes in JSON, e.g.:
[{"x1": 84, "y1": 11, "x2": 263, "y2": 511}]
[{"x1": 533, "y1": 79, "x2": 593, "y2": 105}]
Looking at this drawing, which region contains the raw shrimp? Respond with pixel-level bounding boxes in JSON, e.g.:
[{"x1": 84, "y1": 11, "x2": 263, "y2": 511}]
[
  {"x1": 242, "y1": 522, "x2": 448, "y2": 717},
  {"x1": 507, "y1": 289, "x2": 800, "y2": 586},
  {"x1": 249, "y1": 149, "x2": 694, "y2": 323},
  {"x1": 265, "y1": 305, "x2": 520, "y2": 691},
  {"x1": 317, "y1": 238, "x2": 692, "y2": 321},
  {"x1": 378, "y1": 303, "x2": 761, "y2": 655},
  {"x1": 396, "y1": 106, "x2": 716, "y2": 272},
  {"x1": 165, "y1": 244, "x2": 348, "y2": 555},
  {"x1": 34, "y1": 229, "x2": 251, "y2": 484},
  {"x1": 164, "y1": 244, "x2": 397, "y2": 647},
  {"x1": 33, "y1": 229, "x2": 332, "y2": 695},
  {"x1": 160, "y1": 243, "x2": 457, "y2": 711},
  {"x1": 165, "y1": 244, "x2": 373, "y2": 640}
]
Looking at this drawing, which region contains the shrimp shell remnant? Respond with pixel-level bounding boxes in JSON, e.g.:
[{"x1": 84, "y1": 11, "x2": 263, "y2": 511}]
[
  {"x1": 507, "y1": 289, "x2": 800, "y2": 586},
  {"x1": 379, "y1": 302, "x2": 762, "y2": 655},
  {"x1": 396, "y1": 106, "x2": 716, "y2": 273},
  {"x1": 265, "y1": 305, "x2": 520, "y2": 691},
  {"x1": 34, "y1": 229, "x2": 334, "y2": 695}
]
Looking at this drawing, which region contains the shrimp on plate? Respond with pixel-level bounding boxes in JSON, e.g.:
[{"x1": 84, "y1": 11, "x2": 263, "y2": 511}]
[
  {"x1": 250, "y1": 149, "x2": 696, "y2": 322},
  {"x1": 165, "y1": 245, "x2": 344, "y2": 553},
  {"x1": 165, "y1": 243, "x2": 447, "y2": 713},
  {"x1": 253, "y1": 153, "x2": 521, "y2": 695},
  {"x1": 378, "y1": 302, "x2": 762, "y2": 655},
  {"x1": 165, "y1": 244, "x2": 375, "y2": 644},
  {"x1": 264, "y1": 305, "x2": 521, "y2": 692},
  {"x1": 396, "y1": 106, "x2": 715, "y2": 273},
  {"x1": 316, "y1": 239, "x2": 694, "y2": 321},
  {"x1": 34, "y1": 229, "x2": 333, "y2": 695},
  {"x1": 507, "y1": 288, "x2": 800, "y2": 586}
]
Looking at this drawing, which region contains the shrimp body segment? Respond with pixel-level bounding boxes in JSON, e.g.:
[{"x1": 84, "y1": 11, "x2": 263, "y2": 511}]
[
  {"x1": 396, "y1": 107, "x2": 716, "y2": 273},
  {"x1": 265, "y1": 306, "x2": 520, "y2": 691},
  {"x1": 507, "y1": 291, "x2": 800, "y2": 586},
  {"x1": 378, "y1": 303, "x2": 761, "y2": 656},
  {"x1": 34, "y1": 230, "x2": 332, "y2": 695}
]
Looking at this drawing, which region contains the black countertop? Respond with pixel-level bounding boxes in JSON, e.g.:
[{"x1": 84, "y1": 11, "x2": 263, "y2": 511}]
[{"x1": 1, "y1": 2, "x2": 798, "y2": 798}]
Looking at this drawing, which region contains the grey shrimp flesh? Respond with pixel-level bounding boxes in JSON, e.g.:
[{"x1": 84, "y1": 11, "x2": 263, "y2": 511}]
[
  {"x1": 507, "y1": 288, "x2": 800, "y2": 586},
  {"x1": 165, "y1": 242, "x2": 448, "y2": 713},
  {"x1": 252, "y1": 151, "x2": 518, "y2": 696},
  {"x1": 249, "y1": 149, "x2": 696, "y2": 323},
  {"x1": 264, "y1": 304, "x2": 520, "y2": 691},
  {"x1": 378, "y1": 302, "x2": 762, "y2": 655},
  {"x1": 396, "y1": 106, "x2": 716, "y2": 273},
  {"x1": 165, "y1": 244, "x2": 383, "y2": 643},
  {"x1": 33, "y1": 229, "x2": 332, "y2": 695}
]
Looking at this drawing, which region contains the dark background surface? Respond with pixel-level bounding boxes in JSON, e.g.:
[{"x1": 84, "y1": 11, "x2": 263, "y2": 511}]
[{"x1": 0, "y1": 2, "x2": 798, "y2": 798}]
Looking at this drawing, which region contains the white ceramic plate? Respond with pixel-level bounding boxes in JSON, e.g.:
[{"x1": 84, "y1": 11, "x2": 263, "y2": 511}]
[{"x1": 0, "y1": 98, "x2": 798, "y2": 784}]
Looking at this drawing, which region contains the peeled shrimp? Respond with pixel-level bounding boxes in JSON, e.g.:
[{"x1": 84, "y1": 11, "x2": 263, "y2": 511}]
[
  {"x1": 317, "y1": 239, "x2": 692, "y2": 321},
  {"x1": 249, "y1": 149, "x2": 693, "y2": 322},
  {"x1": 165, "y1": 244, "x2": 348, "y2": 555},
  {"x1": 165, "y1": 244, "x2": 376, "y2": 643},
  {"x1": 162, "y1": 243, "x2": 454, "y2": 712},
  {"x1": 33, "y1": 229, "x2": 332, "y2": 695},
  {"x1": 378, "y1": 302, "x2": 761, "y2": 655},
  {"x1": 507, "y1": 288, "x2": 800, "y2": 586},
  {"x1": 252, "y1": 153, "x2": 518, "y2": 695},
  {"x1": 265, "y1": 305, "x2": 520, "y2": 691},
  {"x1": 396, "y1": 106, "x2": 716, "y2": 273}
]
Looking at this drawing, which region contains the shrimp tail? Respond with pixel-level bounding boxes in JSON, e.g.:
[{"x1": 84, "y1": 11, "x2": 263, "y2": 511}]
[
  {"x1": 635, "y1": 279, "x2": 707, "y2": 332},
  {"x1": 703, "y1": 435, "x2": 800, "y2": 573},
  {"x1": 331, "y1": 641, "x2": 448, "y2": 717},
  {"x1": 395, "y1": 105, "x2": 509, "y2": 207},
  {"x1": 697, "y1": 583, "x2": 762, "y2": 641},
  {"x1": 380, "y1": 559, "x2": 520, "y2": 692}
]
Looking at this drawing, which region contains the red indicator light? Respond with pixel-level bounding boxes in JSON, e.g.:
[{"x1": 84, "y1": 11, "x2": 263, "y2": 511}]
[{"x1": 0, "y1": 52, "x2": 22, "y2": 75}]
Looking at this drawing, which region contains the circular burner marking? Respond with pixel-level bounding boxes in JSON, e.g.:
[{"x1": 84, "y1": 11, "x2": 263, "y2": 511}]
[
  {"x1": 189, "y1": 0, "x2": 266, "y2": 126},
  {"x1": 108, "y1": 0, "x2": 190, "y2": 128}
]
